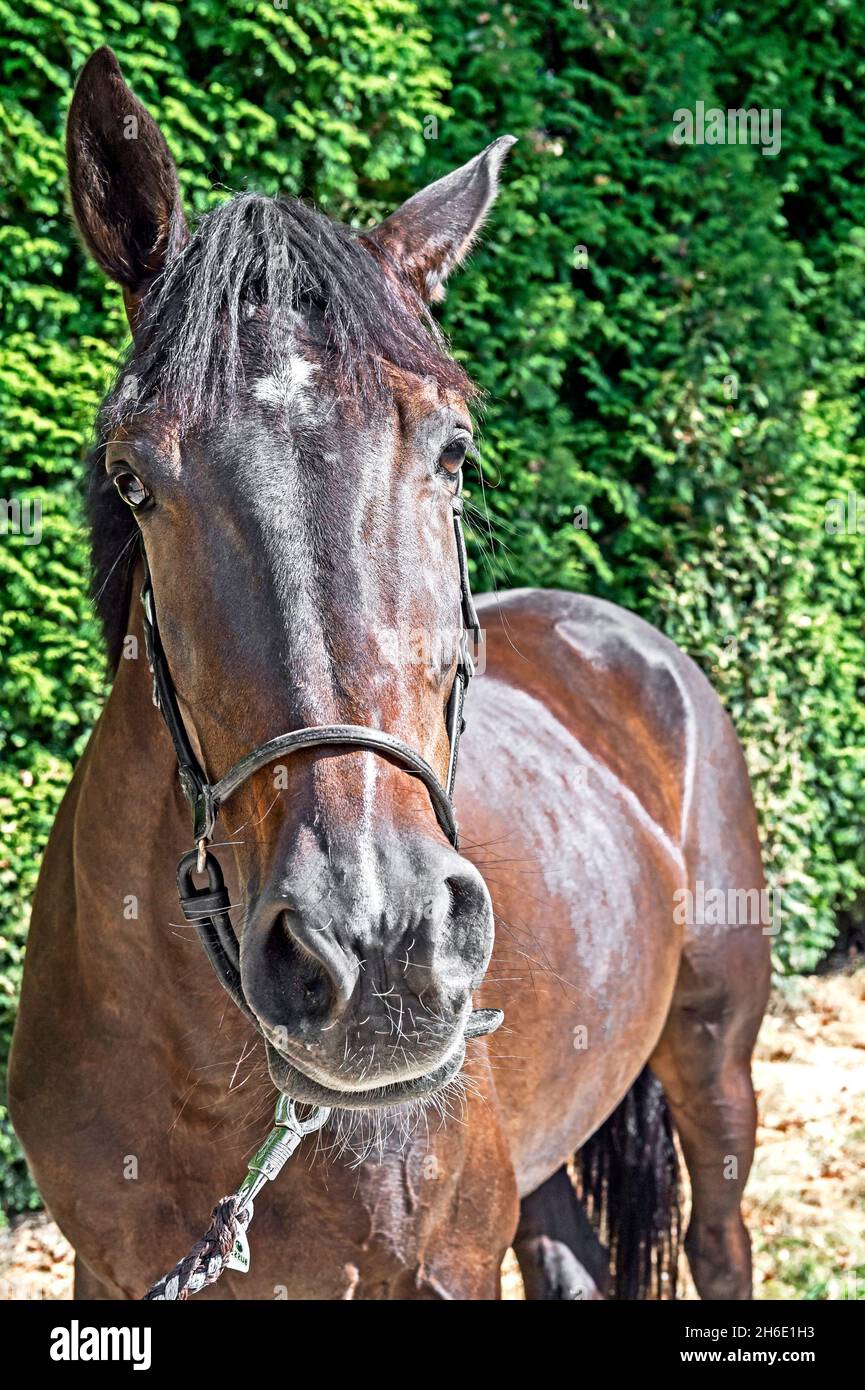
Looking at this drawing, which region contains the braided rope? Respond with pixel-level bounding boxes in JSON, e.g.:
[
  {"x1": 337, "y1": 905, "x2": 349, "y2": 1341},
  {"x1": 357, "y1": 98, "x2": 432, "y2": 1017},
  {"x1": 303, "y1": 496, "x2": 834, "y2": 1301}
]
[{"x1": 143, "y1": 1194, "x2": 250, "y2": 1300}]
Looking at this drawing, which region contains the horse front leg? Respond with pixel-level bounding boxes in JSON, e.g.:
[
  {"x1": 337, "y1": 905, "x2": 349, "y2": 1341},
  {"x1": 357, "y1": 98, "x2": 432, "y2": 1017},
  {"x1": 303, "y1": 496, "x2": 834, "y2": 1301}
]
[
  {"x1": 514, "y1": 1165, "x2": 607, "y2": 1300},
  {"x1": 74, "y1": 1256, "x2": 120, "y2": 1300}
]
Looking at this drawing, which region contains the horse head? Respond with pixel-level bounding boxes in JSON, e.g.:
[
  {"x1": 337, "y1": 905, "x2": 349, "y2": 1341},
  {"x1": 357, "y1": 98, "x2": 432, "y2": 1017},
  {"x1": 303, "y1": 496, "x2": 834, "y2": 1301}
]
[{"x1": 68, "y1": 47, "x2": 514, "y2": 1109}]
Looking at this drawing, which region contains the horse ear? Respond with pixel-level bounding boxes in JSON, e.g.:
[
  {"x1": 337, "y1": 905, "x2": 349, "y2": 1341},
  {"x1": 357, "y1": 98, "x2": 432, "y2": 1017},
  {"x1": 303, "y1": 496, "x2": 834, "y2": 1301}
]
[
  {"x1": 66, "y1": 47, "x2": 187, "y2": 325},
  {"x1": 363, "y1": 136, "x2": 516, "y2": 303}
]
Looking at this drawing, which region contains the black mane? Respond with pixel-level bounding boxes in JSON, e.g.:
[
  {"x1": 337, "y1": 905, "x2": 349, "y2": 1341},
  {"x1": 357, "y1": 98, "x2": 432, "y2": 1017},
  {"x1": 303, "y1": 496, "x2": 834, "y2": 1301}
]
[{"x1": 88, "y1": 193, "x2": 474, "y2": 667}]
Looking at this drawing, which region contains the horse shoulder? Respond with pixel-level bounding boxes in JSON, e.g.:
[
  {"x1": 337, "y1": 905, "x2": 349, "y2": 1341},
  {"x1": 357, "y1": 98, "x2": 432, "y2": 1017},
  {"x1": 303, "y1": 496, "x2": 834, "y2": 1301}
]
[{"x1": 475, "y1": 588, "x2": 714, "y2": 853}]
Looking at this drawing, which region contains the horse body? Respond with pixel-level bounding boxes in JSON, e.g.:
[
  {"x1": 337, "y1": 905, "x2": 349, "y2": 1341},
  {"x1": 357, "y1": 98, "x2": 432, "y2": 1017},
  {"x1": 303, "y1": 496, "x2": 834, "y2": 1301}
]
[
  {"x1": 10, "y1": 48, "x2": 770, "y2": 1300},
  {"x1": 12, "y1": 585, "x2": 767, "y2": 1298}
]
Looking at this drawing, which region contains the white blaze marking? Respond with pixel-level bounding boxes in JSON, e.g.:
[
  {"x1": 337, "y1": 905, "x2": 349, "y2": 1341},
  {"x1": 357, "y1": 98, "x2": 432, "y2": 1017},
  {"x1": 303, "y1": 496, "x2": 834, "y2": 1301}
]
[
  {"x1": 253, "y1": 355, "x2": 319, "y2": 416},
  {"x1": 354, "y1": 752, "x2": 385, "y2": 925}
]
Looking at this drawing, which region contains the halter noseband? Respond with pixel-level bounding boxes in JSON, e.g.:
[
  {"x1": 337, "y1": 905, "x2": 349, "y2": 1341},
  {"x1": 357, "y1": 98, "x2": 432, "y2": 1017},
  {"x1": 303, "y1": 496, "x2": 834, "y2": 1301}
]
[{"x1": 139, "y1": 482, "x2": 480, "y2": 1022}]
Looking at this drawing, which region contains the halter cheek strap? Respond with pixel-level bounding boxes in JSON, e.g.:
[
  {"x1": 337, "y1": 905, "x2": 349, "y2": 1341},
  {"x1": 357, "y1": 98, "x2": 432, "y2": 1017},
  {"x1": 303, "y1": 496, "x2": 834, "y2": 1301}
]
[{"x1": 139, "y1": 483, "x2": 480, "y2": 1016}]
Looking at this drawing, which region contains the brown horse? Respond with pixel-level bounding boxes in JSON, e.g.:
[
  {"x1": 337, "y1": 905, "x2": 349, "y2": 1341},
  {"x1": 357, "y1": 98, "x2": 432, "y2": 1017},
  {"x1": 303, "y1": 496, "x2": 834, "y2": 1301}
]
[{"x1": 10, "y1": 48, "x2": 770, "y2": 1300}]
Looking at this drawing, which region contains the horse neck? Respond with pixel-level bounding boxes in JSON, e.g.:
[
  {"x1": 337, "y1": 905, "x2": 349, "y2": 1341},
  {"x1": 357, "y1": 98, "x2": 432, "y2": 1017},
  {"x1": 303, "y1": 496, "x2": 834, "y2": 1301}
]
[
  {"x1": 73, "y1": 566, "x2": 190, "y2": 963},
  {"x1": 65, "y1": 571, "x2": 267, "y2": 1108}
]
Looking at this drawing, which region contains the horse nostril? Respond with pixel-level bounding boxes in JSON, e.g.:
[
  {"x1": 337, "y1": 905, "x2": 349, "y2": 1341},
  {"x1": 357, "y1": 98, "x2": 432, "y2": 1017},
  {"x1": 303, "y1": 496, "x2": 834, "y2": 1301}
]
[
  {"x1": 279, "y1": 915, "x2": 331, "y2": 999},
  {"x1": 278, "y1": 909, "x2": 359, "y2": 1009},
  {"x1": 440, "y1": 870, "x2": 494, "y2": 978},
  {"x1": 237, "y1": 909, "x2": 337, "y2": 1044}
]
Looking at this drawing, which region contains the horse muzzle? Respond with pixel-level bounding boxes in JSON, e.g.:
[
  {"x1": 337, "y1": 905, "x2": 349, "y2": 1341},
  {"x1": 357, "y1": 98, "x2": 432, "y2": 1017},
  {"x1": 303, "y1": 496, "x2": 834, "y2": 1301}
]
[
  {"x1": 261, "y1": 1006, "x2": 502, "y2": 1109},
  {"x1": 239, "y1": 839, "x2": 499, "y2": 1107}
]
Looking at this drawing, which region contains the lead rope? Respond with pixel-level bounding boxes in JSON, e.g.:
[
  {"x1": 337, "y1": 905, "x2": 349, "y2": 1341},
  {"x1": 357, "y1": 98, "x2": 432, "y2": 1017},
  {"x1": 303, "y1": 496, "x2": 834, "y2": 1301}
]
[{"x1": 143, "y1": 1096, "x2": 330, "y2": 1300}]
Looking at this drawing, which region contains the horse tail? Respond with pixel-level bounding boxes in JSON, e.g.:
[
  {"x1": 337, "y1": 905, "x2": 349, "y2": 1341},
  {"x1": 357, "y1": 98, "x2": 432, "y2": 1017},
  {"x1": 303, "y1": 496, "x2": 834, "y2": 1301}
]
[{"x1": 574, "y1": 1065, "x2": 681, "y2": 1299}]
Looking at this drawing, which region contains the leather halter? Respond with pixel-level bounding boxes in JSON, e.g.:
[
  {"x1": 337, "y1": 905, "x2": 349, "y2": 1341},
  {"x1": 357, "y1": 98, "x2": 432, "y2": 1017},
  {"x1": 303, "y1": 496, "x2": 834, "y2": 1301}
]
[{"x1": 139, "y1": 481, "x2": 481, "y2": 1020}]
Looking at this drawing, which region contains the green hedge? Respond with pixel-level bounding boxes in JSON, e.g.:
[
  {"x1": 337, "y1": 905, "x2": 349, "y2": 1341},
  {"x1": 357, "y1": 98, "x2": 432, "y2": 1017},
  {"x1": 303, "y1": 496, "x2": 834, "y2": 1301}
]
[
  {"x1": 2, "y1": 0, "x2": 864, "y2": 1214},
  {"x1": 421, "y1": 0, "x2": 865, "y2": 973}
]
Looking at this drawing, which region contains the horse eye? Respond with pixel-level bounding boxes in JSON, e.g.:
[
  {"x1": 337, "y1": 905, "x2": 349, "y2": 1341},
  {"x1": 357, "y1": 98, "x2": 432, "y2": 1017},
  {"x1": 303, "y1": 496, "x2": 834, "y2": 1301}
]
[
  {"x1": 438, "y1": 435, "x2": 471, "y2": 476},
  {"x1": 112, "y1": 469, "x2": 151, "y2": 509}
]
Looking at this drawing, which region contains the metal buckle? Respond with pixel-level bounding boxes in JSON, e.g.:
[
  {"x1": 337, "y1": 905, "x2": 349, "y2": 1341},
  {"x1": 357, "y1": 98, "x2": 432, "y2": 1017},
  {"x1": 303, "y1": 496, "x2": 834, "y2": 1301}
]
[
  {"x1": 234, "y1": 1098, "x2": 331, "y2": 1219},
  {"x1": 458, "y1": 629, "x2": 476, "y2": 685},
  {"x1": 188, "y1": 783, "x2": 214, "y2": 846}
]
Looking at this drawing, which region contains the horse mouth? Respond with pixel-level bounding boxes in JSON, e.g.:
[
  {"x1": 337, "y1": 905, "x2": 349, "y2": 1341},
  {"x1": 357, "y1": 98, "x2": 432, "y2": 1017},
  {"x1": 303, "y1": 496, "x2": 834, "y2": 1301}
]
[{"x1": 263, "y1": 1008, "x2": 503, "y2": 1110}]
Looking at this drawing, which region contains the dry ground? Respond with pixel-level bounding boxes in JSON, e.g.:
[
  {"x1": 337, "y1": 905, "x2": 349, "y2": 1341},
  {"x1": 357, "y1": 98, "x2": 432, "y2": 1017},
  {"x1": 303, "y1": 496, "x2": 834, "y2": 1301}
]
[{"x1": 2, "y1": 970, "x2": 862, "y2": 1301}]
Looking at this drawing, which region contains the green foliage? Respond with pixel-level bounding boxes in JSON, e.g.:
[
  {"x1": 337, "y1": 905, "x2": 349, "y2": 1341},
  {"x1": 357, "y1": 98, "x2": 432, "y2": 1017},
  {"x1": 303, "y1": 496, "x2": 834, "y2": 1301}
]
[
  {"x1": 421, "y1": 0, "x2": 865, "y2": 972},
  {"x1": 1, "y1": 0, "x2": 864, "y2": 1212}
]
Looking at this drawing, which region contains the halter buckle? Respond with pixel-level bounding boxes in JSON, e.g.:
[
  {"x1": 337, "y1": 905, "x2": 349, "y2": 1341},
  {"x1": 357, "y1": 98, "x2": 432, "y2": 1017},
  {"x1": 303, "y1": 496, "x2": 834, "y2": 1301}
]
[{"x1": 458, "y1": 629, "x2": 476, "y2": 685}]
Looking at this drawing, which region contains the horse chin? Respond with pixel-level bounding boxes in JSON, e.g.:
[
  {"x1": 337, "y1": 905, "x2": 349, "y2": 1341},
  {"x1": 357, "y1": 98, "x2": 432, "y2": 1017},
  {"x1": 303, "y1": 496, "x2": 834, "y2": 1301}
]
[{"x1": 263, "y1": 1036, "x2": 468, "y2": 1110}]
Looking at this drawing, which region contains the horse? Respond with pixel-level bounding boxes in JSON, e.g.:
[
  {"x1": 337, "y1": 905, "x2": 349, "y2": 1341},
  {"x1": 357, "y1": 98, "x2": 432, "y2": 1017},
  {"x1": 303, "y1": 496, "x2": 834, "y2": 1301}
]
[{"x1": 9, "y1": 47, "x2": 771, "y2": 1300}]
